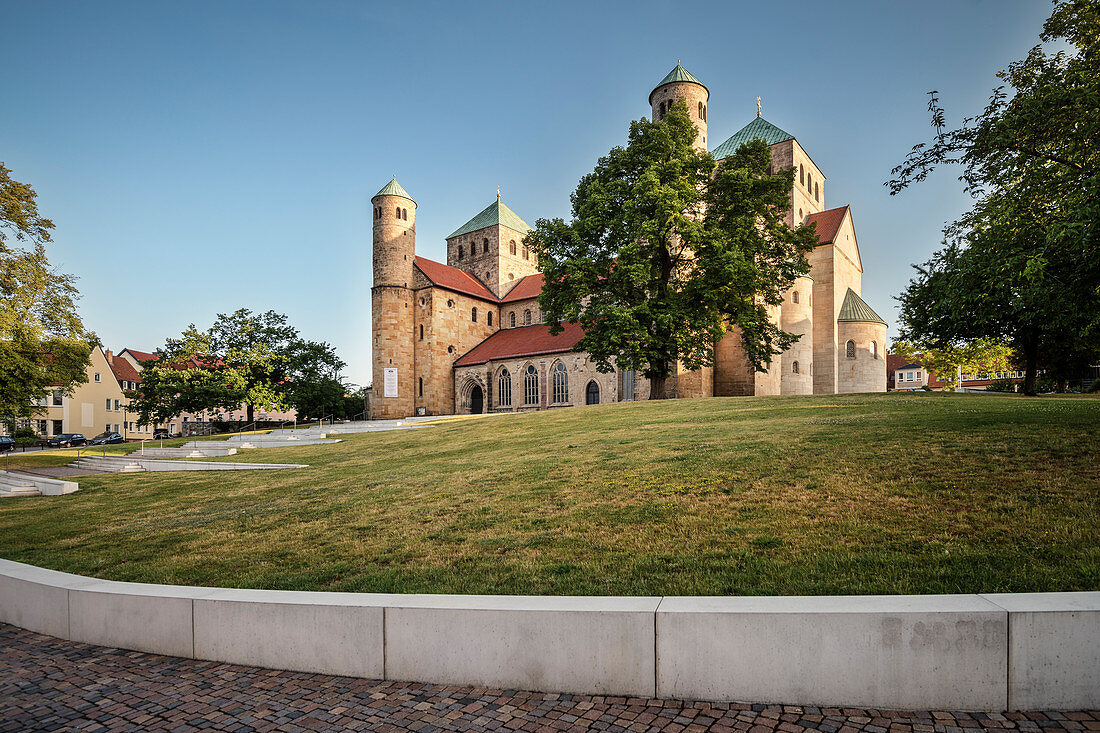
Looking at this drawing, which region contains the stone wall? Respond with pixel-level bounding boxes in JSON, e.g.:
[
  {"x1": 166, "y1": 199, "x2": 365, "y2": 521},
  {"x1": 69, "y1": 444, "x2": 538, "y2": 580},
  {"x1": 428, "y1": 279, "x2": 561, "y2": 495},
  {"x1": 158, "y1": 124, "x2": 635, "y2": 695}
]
[
  {"x1": 454, "y1": 351, "x2": 619, "y2": 414},
  {"x1": 415, "y1": 286, "x2": 497, "y2": 416},
  {"x1": 780, "y1": 277, "x2": 814, "y2": 395},
  {"x1": 500, "y1": 297, "x2": 541, "y2": 329}
]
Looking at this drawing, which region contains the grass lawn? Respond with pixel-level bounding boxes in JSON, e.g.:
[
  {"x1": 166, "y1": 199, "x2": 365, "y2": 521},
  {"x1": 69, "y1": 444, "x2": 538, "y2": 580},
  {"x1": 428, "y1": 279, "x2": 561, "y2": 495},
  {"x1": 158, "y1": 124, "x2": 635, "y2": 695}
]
[{"x1": 0, "y1": 392, "x2": 1097, "y2": 596}]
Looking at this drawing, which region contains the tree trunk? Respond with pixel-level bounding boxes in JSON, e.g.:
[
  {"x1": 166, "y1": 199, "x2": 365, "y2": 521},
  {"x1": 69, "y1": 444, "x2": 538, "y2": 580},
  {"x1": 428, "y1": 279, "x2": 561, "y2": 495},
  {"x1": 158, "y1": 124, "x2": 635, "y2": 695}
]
[
  {"x1": 1023, "y1": 345, "x2": 1039, "y2": 396},
  {"x1": 246, "y1": 403, "x2": 255, "y2": 424},
  {"x1": 649, "y1": 375, "x2": 667, "y2": 400}
]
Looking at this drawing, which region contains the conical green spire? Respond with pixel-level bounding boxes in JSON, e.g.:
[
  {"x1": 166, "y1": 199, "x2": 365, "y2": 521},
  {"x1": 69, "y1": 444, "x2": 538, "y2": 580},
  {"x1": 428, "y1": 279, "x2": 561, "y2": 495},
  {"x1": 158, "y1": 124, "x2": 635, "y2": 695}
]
[
  {"x1": 711, "y1": 117, "x2": 795, "y2": 159},
  {"x1": 374, "y1": 175, "x2": 415, "y2": 202},
  {"x1": 653, "y1": 61, "x2": 706, "y2": 91}
]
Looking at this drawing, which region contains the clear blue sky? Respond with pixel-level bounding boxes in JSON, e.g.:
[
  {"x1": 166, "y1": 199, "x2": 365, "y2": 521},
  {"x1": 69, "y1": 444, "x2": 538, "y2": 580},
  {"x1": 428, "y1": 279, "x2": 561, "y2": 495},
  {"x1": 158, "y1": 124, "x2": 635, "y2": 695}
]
[{"x1": 1, "y1": 0, "x2": 1053, "y2": 388}]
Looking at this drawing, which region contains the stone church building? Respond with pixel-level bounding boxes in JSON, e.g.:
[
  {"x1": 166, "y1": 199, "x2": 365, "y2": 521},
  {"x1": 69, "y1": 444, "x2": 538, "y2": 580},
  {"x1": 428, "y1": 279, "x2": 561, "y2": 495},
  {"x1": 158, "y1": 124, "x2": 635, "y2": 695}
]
[{"x1": 370, "y1": 64, "x2": 887, "y2": 419}]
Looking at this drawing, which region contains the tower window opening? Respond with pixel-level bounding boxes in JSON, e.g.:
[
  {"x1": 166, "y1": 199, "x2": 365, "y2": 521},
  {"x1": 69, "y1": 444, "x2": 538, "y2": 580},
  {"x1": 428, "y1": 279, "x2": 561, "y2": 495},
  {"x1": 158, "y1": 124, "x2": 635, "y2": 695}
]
[
  {"x1": 402, "y1": 208, "x2": 408, "y2": 220},
  {"x1": 846, "y1": 340, "x2": 856, "y2": 359},
  {"x1": 792, "y1": 291, "x2": 799, "y2": 304},
  {"x1": 418, "y1": 377, "x2": 423, "y2": 397},
  {"x1": 487, "y1": 311, "x2": 493, "y2": 326},
  {"x1": 483, "y1": 238, "x2": 489, "y2": 253},
  {"x1": 419, "y1": 324, "x2": 424, "y2": 340},
  {"x1": 792, "y1": 361, "x2": 800, "y2": 374},
  {"x1": 509, "y1": 312, "x2": 516, "y2": 328},
  {"x1": 807, "y1": 172, "x2": 812, "y2": 191},
  {"x1": 703, "y1": 104, "x2": 707, "y2": 121},
  {"x1": 815, "y1": 182, "x2": 820, "y2": 202},
  {"x1": 472, "y1": 307, "x2": 478, "y2": 323},
  {"x1": 698, "y1": 101, "x2": 703, "y2": 119},
  {"x1": 799, "y1": 164, "x2": 804, "y2": 185},
  {"x1": 509, "y1": 240, "x2": 516, "y2": 255},
  {"x1": 458, "y1": 245, "x2": 464, "y2": 260},
  {"x1": 870, "y1": 341, "x2": 878, "y2": 359},
  {"x1": 395, "y1": 206, "x2": 400, "y2": 218},
  {"x1": 522, "y1": 246, "x2": 529, "y2": 260}
]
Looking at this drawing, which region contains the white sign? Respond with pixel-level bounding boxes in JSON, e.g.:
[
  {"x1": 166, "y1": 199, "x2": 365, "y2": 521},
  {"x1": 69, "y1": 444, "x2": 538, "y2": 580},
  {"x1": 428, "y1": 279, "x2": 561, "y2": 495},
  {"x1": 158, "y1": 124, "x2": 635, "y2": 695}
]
[{"x1": 383, "y1": 368, "x2": 398, "y2": 398}]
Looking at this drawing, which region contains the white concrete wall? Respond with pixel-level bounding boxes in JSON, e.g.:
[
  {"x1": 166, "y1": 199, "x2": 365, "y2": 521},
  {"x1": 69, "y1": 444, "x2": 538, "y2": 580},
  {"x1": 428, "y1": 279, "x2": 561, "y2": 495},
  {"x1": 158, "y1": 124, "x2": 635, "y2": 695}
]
[{"x1": 0, "y1": 558, "x2": 1096, "y2": 710}]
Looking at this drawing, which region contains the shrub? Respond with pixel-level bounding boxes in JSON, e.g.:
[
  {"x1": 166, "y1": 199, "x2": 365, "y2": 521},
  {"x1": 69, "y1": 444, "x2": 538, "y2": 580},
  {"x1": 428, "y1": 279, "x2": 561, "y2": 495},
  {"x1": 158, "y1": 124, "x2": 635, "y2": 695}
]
[
  {"x1": 13, "y1": 428, "x2": 38, "y2": 446},
  {"x1": 986, "y1": 378, "x2": 1017, "y2": 392}
]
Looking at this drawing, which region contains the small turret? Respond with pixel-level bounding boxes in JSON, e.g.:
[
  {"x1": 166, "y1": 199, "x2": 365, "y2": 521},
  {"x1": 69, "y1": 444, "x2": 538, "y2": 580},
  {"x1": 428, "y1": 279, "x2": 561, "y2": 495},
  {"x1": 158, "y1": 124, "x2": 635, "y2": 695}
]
[
  {"x1": 649, "y1": 61, "x2": 710, "y2": 151},
  {"x1": 371, "y1": 176, "x2": 416, "y2": 289}
]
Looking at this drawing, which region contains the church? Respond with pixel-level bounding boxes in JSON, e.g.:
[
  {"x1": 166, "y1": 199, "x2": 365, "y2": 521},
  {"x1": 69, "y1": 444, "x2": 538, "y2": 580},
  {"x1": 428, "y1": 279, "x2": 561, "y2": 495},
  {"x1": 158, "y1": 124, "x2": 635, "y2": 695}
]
[{"x1": 369, "y1": 63, "x2": 887, "y2": 419}]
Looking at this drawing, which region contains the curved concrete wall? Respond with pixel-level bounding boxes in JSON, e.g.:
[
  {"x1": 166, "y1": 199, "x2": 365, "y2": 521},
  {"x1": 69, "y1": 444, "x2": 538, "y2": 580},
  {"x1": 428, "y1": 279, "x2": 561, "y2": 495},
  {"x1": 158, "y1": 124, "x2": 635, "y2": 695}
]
[{"x1": 0, "y1": 558, "x2": 1095, "y2": 711}]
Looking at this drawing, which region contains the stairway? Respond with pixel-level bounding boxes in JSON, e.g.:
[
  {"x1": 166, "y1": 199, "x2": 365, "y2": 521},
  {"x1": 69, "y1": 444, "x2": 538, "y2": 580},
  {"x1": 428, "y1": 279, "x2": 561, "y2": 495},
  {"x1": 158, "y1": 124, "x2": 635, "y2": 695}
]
[
  {"x1": 0, "y1": 472, "x2": 41, "y2": 497},
  {"x1": 70, "y1": 456, "x2": 147, "y2": 473}
]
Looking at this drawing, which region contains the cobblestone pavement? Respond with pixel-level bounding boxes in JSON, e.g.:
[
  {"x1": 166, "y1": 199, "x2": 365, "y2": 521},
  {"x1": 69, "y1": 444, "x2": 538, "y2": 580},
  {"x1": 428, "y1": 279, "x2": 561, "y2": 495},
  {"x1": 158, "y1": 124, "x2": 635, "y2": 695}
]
[{"x1": 2, "y1": 624, "x2": 1097, "y2": 733}]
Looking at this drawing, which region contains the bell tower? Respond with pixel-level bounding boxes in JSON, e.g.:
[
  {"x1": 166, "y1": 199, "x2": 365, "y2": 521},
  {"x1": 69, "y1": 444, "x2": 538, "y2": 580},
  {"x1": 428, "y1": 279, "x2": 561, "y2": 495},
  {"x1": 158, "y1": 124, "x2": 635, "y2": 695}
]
[
  {"x1": 370, "y1": 176, "x2": 416, "y2": 419},
  {"x1": 649, "y1": 61, "x2": 709, "y2": 151}
]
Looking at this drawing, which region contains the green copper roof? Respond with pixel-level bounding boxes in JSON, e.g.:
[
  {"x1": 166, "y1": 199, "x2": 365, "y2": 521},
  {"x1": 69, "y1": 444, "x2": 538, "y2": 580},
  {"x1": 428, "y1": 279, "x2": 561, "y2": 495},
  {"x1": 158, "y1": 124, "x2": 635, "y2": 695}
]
[
  {"x1": 447, "y1": 198, "x2": 532, "y2": 239},
  {"x1": 649, "y1": 62, "x2": 708, "y2": 102},
  {"x1": 837, "y1": 288, "x2": 887, "y2": 325},
  {"x1": 711, "y1": 117, "x2": 795, "y2": 159},
  {"x1": 373, "y1": 176, "x2": 415, "y2": 202}
]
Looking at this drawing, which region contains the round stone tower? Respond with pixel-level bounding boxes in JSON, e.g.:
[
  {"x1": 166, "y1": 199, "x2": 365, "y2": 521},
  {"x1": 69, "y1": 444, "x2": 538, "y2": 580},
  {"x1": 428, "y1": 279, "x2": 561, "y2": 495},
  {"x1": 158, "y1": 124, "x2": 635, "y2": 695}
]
[
  {"x1": 370, "y1": 177, "x2": 416, "y2": 419},
  {"x1": 649, "y1": 61, "x2": 710, "y2": 151}
]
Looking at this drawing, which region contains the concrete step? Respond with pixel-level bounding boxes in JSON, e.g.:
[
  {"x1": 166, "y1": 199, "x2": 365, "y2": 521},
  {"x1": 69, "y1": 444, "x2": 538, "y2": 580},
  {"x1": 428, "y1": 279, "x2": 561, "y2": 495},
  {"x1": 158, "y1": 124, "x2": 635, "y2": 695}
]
[{"x1": 0, "y1": 470, "x2": 78, "y2": 496}]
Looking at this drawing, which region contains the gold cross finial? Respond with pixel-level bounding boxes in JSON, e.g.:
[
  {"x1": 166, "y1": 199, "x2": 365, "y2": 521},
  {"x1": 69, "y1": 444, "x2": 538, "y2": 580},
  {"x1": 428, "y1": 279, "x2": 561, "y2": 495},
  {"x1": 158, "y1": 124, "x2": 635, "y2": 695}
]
[
  {"x1": 497, "y1": 185, "x2": 501, "y2": 201},
  {"x1": 756, "y1": 97, "x2": 762, "y2": 118}
]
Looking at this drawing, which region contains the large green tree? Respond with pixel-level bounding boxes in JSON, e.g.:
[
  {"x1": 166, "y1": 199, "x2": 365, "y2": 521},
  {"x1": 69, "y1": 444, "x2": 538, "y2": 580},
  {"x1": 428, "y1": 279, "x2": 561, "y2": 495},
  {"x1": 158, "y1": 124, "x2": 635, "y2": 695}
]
[
  {"x1": 527, "y1": 100, "x2": 817, "y2": 398},
  {"x1": 889, "y1": 0, "x2": 1099, "y2": 394},
  {"x1": 0, "y1": 163, "x2": 94, "y2": 425},
  {"x1": 129, "y1": 309, "x2": 345, "y2": 425}
]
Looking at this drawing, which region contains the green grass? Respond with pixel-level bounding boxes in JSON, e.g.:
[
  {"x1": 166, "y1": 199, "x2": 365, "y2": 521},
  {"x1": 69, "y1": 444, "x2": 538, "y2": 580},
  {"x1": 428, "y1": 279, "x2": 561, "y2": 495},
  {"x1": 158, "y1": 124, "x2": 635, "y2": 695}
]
[{"x1": 1, "y1": 393, "x2": 1097, "y2": 596}]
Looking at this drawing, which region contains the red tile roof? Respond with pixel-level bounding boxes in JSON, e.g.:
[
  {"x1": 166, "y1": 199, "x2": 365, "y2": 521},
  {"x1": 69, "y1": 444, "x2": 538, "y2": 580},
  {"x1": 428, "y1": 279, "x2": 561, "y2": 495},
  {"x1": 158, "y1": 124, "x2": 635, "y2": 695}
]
[
  {"x1": 414, "y1": 256, "x2": 498, "y2": 302},
  {"x1": 501, "y1": 273, "x2": 544, "y2": 302},
  {"x1": 122, "y1": 348, "x2": 159, "y2": 364},
  {"x1": 453, "y1": 322, "x2": 585, "y2": 367},
  {"x1": 805, "y1": 205, "x2": 849, "y2": 245},
  {"x1": 110, "y1": 357, "x2": 142, "y2": 386}
]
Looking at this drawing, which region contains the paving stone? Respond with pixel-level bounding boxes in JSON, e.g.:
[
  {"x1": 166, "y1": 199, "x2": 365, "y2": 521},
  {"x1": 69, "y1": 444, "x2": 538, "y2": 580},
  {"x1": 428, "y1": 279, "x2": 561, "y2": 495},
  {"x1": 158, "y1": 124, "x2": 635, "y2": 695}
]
[{"x1": 0, "y1": 623, "x2": 1097, "y2": 731}]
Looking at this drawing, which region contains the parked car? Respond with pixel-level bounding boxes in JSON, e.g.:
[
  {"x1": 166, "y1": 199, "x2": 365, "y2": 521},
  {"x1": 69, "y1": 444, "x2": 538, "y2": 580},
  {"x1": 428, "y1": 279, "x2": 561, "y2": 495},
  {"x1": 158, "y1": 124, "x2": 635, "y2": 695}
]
[
  {"x1": 46, "y1": 433, "x2": 86, "y2": 448},
  {"x1": 152, "y1": 429, "x2": 170, "y2": 440},
  {"x1": 0, "y1": 436, "x2": 15, "y2": 452},
  {"x1": 89, "y1": 432, "x2": 125, "y2": 446}
]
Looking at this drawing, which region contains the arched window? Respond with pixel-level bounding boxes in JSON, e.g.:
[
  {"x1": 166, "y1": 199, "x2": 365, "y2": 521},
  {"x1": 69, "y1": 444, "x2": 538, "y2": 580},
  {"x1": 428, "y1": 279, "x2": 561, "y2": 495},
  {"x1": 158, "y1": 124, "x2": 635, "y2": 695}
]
[
  {"x1": 457, "y1": 245, "x2": 464, "y2": 260},
  {"x1": 419, "y1": 324, "x2": 424, "y2": 340},
  {"x1": 586, "y1": 380, "x2": 600, "y2": 405},
  {"x1": 524, "y1": 310, "x2": 531, "y2": 325},
  {"x1": 396, "y1": 206, "x2": 401, "y2": 218},
  {"x1": 792, "y1": 361, "x2": 800, "y2": 374},
  {"x1": 698, "y1": 101, "x2": 703, "y2": 119},
  {"x1": 487, "y1": 311, "x2": 493, "y2": 326},
  {"x1": 509, "y1": 312, "x2": 516, "y2": 328},
  {"x1": 471, "y1": 307, "x2": 477, "y2": 323},
  {"x1": 522, "y1": 246, "x2": 529, "y2": 260},
  {"x1": 402, "y1": 208, "x2": 408, "y2": 220},
  {"x1": 799, "y1": 164, "x2": 804, "y2": 185},
  {"x1": 509, "y1": 240, "x2": 517, "y2": 255},
  {"x1": 498, "y1": 368, "x2": 512, "y2": 407},
  {"x1": 799, "y1": 208, "x2": 803, "y2": 219},
  {"x1": 659, "y1": 101, "x2": 665, "y2": 116},
  {"x1": 815, "y1": 182, "x2": 820, "y2": 202},
  {"x1": 552, "y1": 362, "x2": 568, "y2": 403},
  {"x1": 483, "y1": 238, "x2": 489, "y2": 253},
  {"x1": 870, "y1": 341, "x2": 877, "y2": 359},
  {"x1": 524, "y1": 365, "x2": 538, "y2": 405},
  {"x1": 846, "y1": 340, "x2": 856, "y2": 359},
  {"x1": 807, "y1": 172, "x2": 812, "y2": 191},
  {"x1": 792, "y1": 291, "x2": 799, "y2": 304},
  {"x1": 418, "y1": 377, "x2": 423, "y2": 397},
  {"x1": 703, "y1": 104, "x2": 707, "y2": 122}
]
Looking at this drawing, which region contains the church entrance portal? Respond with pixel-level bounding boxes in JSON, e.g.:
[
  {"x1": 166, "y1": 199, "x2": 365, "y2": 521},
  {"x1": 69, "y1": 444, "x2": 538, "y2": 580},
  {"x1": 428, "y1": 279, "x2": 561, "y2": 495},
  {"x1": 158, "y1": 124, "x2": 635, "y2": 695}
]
[
  {"x1": 470, "y1": 385, "x2": 484, "y2": 414},
  {"x1": 585, "y1": 381, "x2": 600, "y2": 405}
]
